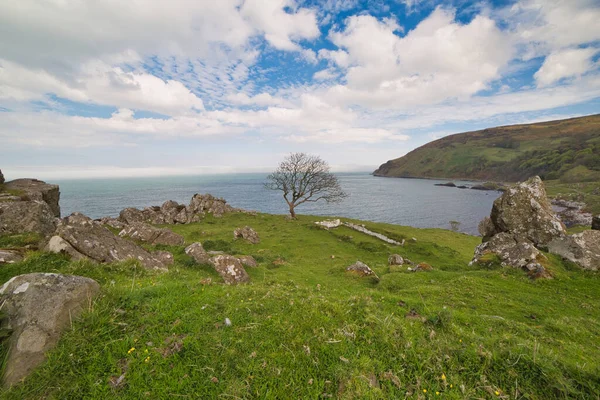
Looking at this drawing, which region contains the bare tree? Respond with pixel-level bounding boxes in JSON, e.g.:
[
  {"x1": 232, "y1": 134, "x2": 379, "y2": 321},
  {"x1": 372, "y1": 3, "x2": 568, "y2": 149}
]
[{"x1": 265, "y1": 153, "x2": 348, "y2": 218}]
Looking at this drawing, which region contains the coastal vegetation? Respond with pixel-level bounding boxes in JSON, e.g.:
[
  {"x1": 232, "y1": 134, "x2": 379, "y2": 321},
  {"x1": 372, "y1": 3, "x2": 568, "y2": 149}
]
[
  {"x1": 374, "y1": 114, "x2": 600, "y2": 213},
  {"x1": 1, "y1": 212, "x2": 599, "y2": 399}
]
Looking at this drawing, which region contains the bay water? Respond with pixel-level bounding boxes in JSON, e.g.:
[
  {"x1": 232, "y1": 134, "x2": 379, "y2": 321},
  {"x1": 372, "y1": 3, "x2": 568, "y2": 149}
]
[{"x1": 55, "y1": 173, "x2": 501, "y2": 235}]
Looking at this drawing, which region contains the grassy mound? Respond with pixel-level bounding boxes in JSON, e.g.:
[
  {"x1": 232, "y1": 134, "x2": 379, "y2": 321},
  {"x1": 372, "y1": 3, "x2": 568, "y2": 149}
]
[{"x1": 1, "y1": 213, "x2": 599, "y2": 399}]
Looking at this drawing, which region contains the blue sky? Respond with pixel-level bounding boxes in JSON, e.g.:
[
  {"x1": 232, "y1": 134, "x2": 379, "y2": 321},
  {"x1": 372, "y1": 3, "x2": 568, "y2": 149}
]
[{"x1": 1, "y1": 0, "x2": 599, "y2": 179}]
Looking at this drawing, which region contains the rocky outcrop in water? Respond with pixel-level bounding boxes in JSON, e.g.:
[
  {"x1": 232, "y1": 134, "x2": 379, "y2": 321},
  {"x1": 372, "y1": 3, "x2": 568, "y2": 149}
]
[
  {"x1": 118, "y1": 194, "x2": 243, "y2": 226},
  {"x1": 0, "y1": 273, "x2": 100, "y2": 387},
  {"x1": 49, "y1": 213, "x2": 172, "y2": 271},
  {"x1": 551, "y1": 199, "x2": 593, "y2": 228}
]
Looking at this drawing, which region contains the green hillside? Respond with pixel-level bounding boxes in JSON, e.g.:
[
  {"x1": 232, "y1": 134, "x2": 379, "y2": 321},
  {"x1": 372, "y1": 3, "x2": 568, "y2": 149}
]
[
  {"x1": 1, "y1": 213, "x2": 600, "y2": 399},
  {"x1": 374, "y1": 114, "x2": 600, "y2": 183}
]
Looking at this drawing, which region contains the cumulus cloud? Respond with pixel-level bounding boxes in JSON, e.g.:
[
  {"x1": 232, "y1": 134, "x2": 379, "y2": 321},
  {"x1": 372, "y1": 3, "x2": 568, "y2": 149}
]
[{"x1": 534, "y1": 48, "x2": 598, "y2": 87}]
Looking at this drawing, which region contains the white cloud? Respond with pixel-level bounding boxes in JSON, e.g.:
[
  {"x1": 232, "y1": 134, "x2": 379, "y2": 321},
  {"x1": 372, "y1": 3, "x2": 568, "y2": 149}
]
[
  {"x1": 534, "y1": 48, "x2": 598, "y2": 86},
  {"x1": 286, "y1": 128, "x2": 409, "y2": 144},
  {"x1": 324, "y1": 8, "x2": 513, "y2": 108},
  {"x1": 0, "y1": 59, "x2": 205, "y2": 116},
  {"x1": 226, "y1": 92, "x2": 291, "y2": 107},
  {"x1": 317, "y1": 49, "x2": 350, "y2": 68},
  {"x1": 313, "y1": 68, "x2": 339, "y2": 81},
  {"x1": 240, "y1": 0, "x2": 320, "y2": 51}
]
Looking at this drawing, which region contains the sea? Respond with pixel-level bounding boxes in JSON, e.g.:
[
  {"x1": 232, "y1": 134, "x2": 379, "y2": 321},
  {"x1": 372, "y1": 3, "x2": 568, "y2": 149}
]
[{"x1": 54, "y1": 173, "x2": 501, "y2": 236}]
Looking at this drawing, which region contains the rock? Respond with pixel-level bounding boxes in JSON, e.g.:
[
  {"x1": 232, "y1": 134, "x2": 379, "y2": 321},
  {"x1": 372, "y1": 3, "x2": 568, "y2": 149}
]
[
  {"x1": 234, "y1": 226, "x2": 260, "y2": 244},
  {"x1": 209, "y1": 255, "x2": 250, "y2": 284},
  {"x1": 96, "y1": 217, "x2": 127, "y2": 230},
  {"x1": 4, "y1": 178, "x2": 60, "y2": 217},
  {"x1": 457, "y1": 185, "x2": 469, "y2": 189},
  {"x1": 185, "y1": 242, "x2": 211, "y2": 265},
  {"x1": 153, "y1": 250, "x2": 175, "y2": 266},
  {"x1": 434, "y1": 182, "x2": 456, "y2": 187},
  {"x1": 490, "y1": 176, "x2": 565, "y2": 247},
  {"x1": 0, "y1": 169, "x2": 4, "y2": 184},
  {"x1": 548, "y1": 230, "x2": 600, "y2": 271},
  {"x1": 188, "y1": 194, "x2": 236, "y2": 218},
  {"x1": 409, "y1": 262, "x2": 433, "y2": 272},
  {"x1": 0, "y1": 273, "x2": 100, "y2": 387},
  {"x1": 346, "y1": 261, "x2": 378, "y2": 279},
  {"x1": 315, "y1": 219, "x2": 342, "y2": 229},
  {"x1": 388, "y1": 254, "x2": 404, "y2": 265},
  {"x1": 160, "y1": 200, "x2": 183, "y2": 224},
  {"x1": 471, "y1": 182, "x2": 505, "y2": 192},
  {"x1": 238, "y1": 255, "x2": 258, "y2": 268},
  {"x1": 54, "y1": 213, "x2": 170, "y2": 271},
  {"x1": 471, "y1": 232, "x2": 547, "y2": 270},
  {"x1": 119, "y1": 222, "x2": 184, "y2": 246},
  {"x1": 118, "y1": 207, "x2": 146, "y2": 225},
  {"x1": 0, "y1": 250, "x2": 23, "y2": 264},
  {"x1": 44, "y1": 236, "x2": 87, "y2": 261},
  {"x1": 551, "y1": 199, "x2": 593, "y2": 228},
  {"x1": 0, "y1": 201, "x2": 57, "y2": 236},
  {"x1": 593, "y1": 216, "x2": 600, "y2": 231}
]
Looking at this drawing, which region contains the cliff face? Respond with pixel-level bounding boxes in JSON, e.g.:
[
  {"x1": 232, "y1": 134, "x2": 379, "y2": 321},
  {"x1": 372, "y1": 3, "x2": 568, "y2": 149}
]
[{"x1": 374, "y1": 114, "x2": 600, "y2": 183}]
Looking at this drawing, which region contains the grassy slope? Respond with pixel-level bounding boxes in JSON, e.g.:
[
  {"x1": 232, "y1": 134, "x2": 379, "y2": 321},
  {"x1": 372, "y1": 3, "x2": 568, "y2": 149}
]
[
  {"x1": 1, "y1": 213, "x2": 599, "y2": 399},
  {"x1": 374, "y1": 114, "x2": 600, "y2": 183}
]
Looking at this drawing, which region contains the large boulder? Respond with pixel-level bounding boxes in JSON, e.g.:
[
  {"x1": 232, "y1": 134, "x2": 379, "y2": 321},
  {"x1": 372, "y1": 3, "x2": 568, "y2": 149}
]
[
  {"x1": 119, "y1": 222, "x2": 184, "y2": 246},
  {"x1": 0, "y1": 201, "x2": 57, "y2": 236},
  {"x1": 233, "y1": 226, "x2": 260, "y2": 244},
  {"x1": 53, "y1": 213, "x2": 171, "y2": 271},
  {"x1": 489, "y1": 176, "x2": 565, "y2": 247},
  {"x1": 0, "y1": 273, "x2": 100, "y2": 387},
  {"x1": 471, "y1": 232, "x2": 546, "y2": 271},
  {"x1": 4, "y1": 179, "x2": 60, "y2": 217},
  {"x1": 548, "y1": 230, "x2": 600, "y2": 271},
  {"x1": 209, "y1": 255, "x2": 250, "y2": 284},
  {"x1": 118, "y1": 207, "x2": 146, "y2": 225}
]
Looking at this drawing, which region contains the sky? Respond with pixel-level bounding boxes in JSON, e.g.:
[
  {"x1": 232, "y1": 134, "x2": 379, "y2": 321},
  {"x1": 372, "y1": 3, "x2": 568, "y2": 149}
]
[{"x1": 1, "y1": 0, "x2": 600, "y2": 180}]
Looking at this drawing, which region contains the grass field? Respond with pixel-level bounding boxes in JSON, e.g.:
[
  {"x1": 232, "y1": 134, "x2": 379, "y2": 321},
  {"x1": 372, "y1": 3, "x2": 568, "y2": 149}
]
[{"x1": 1, "y1": 213, "x2": 599, "y2": 399}]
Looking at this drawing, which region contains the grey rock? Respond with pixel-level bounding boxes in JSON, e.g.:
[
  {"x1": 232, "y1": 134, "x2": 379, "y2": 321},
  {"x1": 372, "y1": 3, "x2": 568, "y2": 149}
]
[
  {"x1": 96, "y1": 217, "x2": 127, "y2": 230},
  {"x1": 234, "y1": 226, "x2": 260, "y2": 244},
  {"x1": 471, "y1": 232, "x2": 547, "y2": 271},
  {"x1": 185, "y1": 242, "x2": 211, "y2": 264},
  {"x1": 548, "y1": 230, "x2": 600, "y2": 271},
  {"x1": 346, "y1": 261, "x2": 378, "y2": 279},
  {"x1": 153, "y1": 250, "x2": 175, "y2": 266},
  {"x1": 118, "y1": 207, "x2": 146, "y2": 225},
  {"x1": 388, "y1": 254, "x2": 404, "y2": 265},
  {"x1": 0, "y1": 273, "x2": 100, "y2": 387},
  {"x1": 490, "y1": 176, "x2": 565, "y2": 247},
  {"x1": 209, "y1": 255, "x2": 250, "y2": 284},
  {"x1": 44, "y1": 236, "x2": 87, "y2": 261},
  {"x1": 238, "y1": 255, "x2": 258, "y2": 268},
  {"x1": 0, "y1": 250, "x2": 23, "y2": 264},
  {"x1": 0, "y1": 201, "x2": 57, "y2": 236},
  {"x1": 4, "y1": 178, "x2": 60, "y2": 217},
  {"x1": 188, "y1": 194, "x2": 235, "y2": 218},
  {"x1": 119, "y1": 222, "x2": 184, "y2": 246},
  {"x1": 55, "y1": 213, "x2": 170, "y2": 271}
]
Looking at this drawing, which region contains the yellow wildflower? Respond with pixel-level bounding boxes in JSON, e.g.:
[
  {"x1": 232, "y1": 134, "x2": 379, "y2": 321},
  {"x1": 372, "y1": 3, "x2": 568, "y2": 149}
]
[
  {"x1": 423, "y1": 389, "x2": 427, "y2": 393},
  {"x1": 127, "y1": 347, "x2": 135, "y2": 354},
  {"x1": 441, "y1": 373, "x2": 446, "y2": 381},
  {"x1": 495, "y1": 391, "x2": 500, "y2": 396},
  {"x1": 144, "y1": 356, "x2": 150, "y2": 363},
  {"x1": 436, "y1": 391, "x2": 440, "y2": 395}
]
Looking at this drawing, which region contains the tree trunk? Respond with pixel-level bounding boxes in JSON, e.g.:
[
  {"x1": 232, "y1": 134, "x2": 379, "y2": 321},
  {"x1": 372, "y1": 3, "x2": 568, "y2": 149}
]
[{"x1": 289, "y1": 204, "x2": 297, "y2": 219}]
